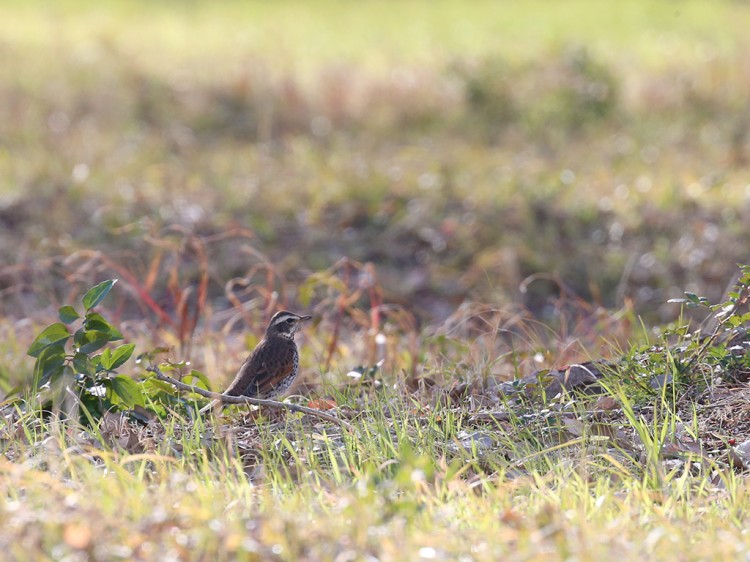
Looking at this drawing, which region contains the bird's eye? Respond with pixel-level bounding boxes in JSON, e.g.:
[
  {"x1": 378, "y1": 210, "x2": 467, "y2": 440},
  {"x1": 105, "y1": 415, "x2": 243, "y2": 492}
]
[{"x1": 286, "y1": 318, "x2": 295, "y2": 323}]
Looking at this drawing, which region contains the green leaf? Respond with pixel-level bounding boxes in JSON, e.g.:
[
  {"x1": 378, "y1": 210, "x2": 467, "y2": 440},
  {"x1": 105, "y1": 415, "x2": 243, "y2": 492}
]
[
  {"x1": 28, "y1": 323, "x2": 71, "y2": 357},
  {"x1": 183, "y1": 369, "x2": 212, "y2": 391},
  {"x1": 73, "y1": 352, "x2": 94, "y2": 376},
  {"x1": 110, "y1": 375, "x2": 144, "y2": 408},
  {"x1": 74, "y1": 329, "x2": 111, "y2": 354},
  {"x1": 82, "y1": 279, "x2": 117, "y2": 311},
  {"x1": 48, "y1": 366, "x2": 78, "y2": 413},
  {"x1": 79, "y1": 391, "x2": 110, "y2": 421},
  {"x1": 32, "y1": 344, "x2": 67, "y2": 389},
  {"x1": 143, "y1": 377, "x2": 179, "y2": 394},
  {"x1": 158, "y1": 361, "x2": 189, "y2": 372},
  {"x1": 100, "y1": 344, "x2": 135, "y2": 371},
  {"x1": 58, "y1": 305, "x2": 80, "y2": 324},
  {"x1": 728, "y1": 316, "x2": 743, "y2": 329},
  {"x1": 135, "y1": 347, "x2": 171, "y2": 365},
  {"x1": 84, "y1": 312, "x2": 123, "y2": 340},
  {"x1": 100, "y1": 348, "x2": 113, "y2": 370},
  {"x1": 108, "y1": 344, "x2": 135, "y2": 370}
]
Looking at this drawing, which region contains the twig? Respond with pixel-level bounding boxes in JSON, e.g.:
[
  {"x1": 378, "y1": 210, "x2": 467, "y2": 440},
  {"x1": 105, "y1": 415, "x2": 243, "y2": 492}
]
[{"x1": 146, "y1": 365, "x2": 352, "y2": 430}]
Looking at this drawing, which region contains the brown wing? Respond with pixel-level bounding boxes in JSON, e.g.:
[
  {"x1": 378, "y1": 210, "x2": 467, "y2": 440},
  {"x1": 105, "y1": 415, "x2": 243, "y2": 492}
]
[{"x1": 224, "y1": 337, "x2": 297, "y2": 398}]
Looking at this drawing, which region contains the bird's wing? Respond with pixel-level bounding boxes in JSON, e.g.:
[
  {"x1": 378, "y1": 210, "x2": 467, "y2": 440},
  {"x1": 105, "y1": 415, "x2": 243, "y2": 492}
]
[
  {"x1": 251, "y1": 354, "x2": 296, "y2": 397},
  {"x1": 225, "y1": 338, "x2": 297, "y2": 397}
]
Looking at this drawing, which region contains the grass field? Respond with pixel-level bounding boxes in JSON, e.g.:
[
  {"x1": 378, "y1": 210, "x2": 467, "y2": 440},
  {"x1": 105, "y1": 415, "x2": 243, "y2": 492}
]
[
  {"x1": 3, "y1": 1, "x2": 750, "y2": 560},
  {"x1": 4, "y1": 1, "x2": 744, "y2": 64}
]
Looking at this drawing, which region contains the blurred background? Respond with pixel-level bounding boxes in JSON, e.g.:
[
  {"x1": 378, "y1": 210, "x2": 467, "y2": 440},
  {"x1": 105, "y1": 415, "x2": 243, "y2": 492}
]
[{"x1": 2, "y1": 0, "x2": 750, "y2": 386}]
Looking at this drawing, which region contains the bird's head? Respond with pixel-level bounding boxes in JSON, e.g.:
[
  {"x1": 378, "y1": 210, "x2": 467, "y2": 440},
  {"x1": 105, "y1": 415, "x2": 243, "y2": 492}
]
[{"x1": 266, "y1": 310, "x2": 313, "y2": 338}]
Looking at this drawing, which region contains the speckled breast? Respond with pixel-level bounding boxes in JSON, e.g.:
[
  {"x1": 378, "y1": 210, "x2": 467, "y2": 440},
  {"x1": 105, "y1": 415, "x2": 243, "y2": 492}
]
[{"x1": 261, "y1": 347, "x2": 299, "y2": 399}]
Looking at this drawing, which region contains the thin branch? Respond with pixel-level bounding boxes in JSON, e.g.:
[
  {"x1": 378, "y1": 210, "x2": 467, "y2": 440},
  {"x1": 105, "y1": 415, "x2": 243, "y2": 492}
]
[{"x1": 146, "y1": 365, "x2": 352, "y2": 430}]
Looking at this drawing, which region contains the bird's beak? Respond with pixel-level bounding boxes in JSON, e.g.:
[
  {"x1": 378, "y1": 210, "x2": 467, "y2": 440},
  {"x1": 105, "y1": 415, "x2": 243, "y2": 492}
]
[{"x1": 299, "y1": 315, "x2": 313, "y2": 322}]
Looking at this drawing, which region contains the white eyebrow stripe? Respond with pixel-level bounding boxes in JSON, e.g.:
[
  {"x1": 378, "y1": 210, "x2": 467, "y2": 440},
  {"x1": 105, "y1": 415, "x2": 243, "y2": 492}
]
[{"x1": 271, "y1": 313, "x2": 297, "y2": 325}]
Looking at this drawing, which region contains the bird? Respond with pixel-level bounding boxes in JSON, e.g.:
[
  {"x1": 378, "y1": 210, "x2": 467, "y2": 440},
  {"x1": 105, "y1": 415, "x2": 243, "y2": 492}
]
[{"x1": 200, "y1": 310, "x2": 313, "y2": 413}]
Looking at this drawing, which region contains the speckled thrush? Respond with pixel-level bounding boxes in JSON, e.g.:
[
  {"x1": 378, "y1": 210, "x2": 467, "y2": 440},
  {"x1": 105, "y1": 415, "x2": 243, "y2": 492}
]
[{"x1": 200, "y1": 311, "x2": 312, "y2": 413}]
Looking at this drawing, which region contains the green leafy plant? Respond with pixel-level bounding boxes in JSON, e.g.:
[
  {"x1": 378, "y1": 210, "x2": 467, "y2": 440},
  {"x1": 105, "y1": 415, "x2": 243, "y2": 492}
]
[
  {"x1": 612, "y1": 265, "x2": 750, "y2": 405},
  {"x1": 26, "y1": 279, "x2": 142, "y2": 419},
  {"x1": 668, "y1": 265, "x2": 750, "y2": 381},
  {"x1": 139, "y1": 358, "x2": 214, "y2": 418}
]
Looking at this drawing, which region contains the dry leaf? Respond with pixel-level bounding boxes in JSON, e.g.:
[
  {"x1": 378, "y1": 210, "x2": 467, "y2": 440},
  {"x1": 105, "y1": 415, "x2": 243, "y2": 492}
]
[
  {"x1": 307, "y1": 398, "x2": 337, "y2": 410},
  {"x1": 562, "y1": 417, "x2": 584, "y2": 437},
  {"x1": 63, "y1": 523, "x2": 92, "y2": 550},
  {"x1": 594, "y1": 396, "x2": 619, "y2": 411}
]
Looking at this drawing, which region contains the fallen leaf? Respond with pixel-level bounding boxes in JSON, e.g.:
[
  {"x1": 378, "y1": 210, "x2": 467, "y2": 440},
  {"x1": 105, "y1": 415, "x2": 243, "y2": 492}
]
[
  {"x1": 729, "y1": 439, "x2": 750, "y2": 470},
  {"x1": 307, "y1": 398, "x2": 337, "y2": 410},
  {"x1": 63, "y1": 523, "x2": 92, "y2": 550},
  {"x1": 457, "y1": 430, "x2": 494, "y2": 450},
  {"x1": 594, "y1": 396, "x2": 619, "y2": 410},
  {"x1": 562, "y1": 417, "x2": 584, "y2": 437}
]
